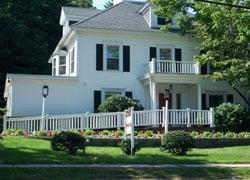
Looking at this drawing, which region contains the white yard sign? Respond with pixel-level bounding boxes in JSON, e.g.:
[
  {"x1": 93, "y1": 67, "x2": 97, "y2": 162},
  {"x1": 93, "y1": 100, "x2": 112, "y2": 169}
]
[{"x1": 124, "y1": 107, "x2": 135, "y2": 155}]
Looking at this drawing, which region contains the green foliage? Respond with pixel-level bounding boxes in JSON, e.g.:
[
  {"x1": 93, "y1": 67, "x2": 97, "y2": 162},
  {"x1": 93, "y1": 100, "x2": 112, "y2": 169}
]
[
  {"x1": 51, "y1": 131, "x2": 86, "y2": 155},
  {"x1": 119, "y1": 139, "x2": 140, "y2": 155},
  {"x1": 215, "y1": 103, "x2": 248, "y2": 133},
  {"x1": 32, "y1": 130, "x2": 47, "y2": 137},
  {"x1": 100, "y1": 130, "x2": 110, "y2": 136},
  {"x1": 201, "y1": 131, "x2": 213, "y2": 138},
  {"x1": 84, "y1": 129, "x2": 96, "y2": 136},
  {"x1": 161, "y1": 131, "x2": 194, "y2": 155},
  {"x1": 238, "y1": 132, "x2": 250, "y2": 138},
  {"x1": 144, "y1": 130, "x2": 154, "y2": 138},
  {"x1": 190, "y1": 131, "x2": 199, "y2": 138},
  {"x1": 98, "y1": 95, "x2": 144, "y2": 112},
  {"x1": 152, "y1": 0, "x2": 250, "y2": 105},
  {"x1": 214, "y1": 132, "x2": 224, "y2": 138},
  {"x1": 104, "y1": 0, "x2": 113, "y2": 9},
  {"x1": 224, "y1": 132, "x2": 238, "y2": 138},
  {"x1": 4, "y1": 129, "x2": 24, "y2": 136}
]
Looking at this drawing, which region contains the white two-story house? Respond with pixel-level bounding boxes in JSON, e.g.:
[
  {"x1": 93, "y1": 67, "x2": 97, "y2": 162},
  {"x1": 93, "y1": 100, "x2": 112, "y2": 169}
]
[{"x1": 4, "y1": 0, "x2": 248, "y2": 117}]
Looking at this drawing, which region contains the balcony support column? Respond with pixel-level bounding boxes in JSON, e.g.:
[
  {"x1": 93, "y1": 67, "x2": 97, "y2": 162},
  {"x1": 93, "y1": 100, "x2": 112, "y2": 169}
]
[
  {"x1": 197, "y1": 83, "x2": 202, "y2": 110},
  {"x1": 150, "y1": 81, "x2": 157, "y2": 110}
]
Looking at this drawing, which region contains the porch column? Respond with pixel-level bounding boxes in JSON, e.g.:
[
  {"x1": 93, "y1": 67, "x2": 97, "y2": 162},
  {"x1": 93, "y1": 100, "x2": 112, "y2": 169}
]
[
  {"x1": 197, "y1": 83, "x2": 202, "y2": 110},
  {"x1": 150, "y1": 81, "x2": 157, "y2": 110}
]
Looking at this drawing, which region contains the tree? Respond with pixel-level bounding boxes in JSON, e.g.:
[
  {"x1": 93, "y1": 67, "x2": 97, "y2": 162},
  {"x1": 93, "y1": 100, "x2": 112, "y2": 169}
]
[
  {"x1": 152, "y1": 0, "x2": 250, "y2": 106},
  {"x1": 0, "y1": 0, "x2": 92, "y2": 106},
  {"x1": 104, "y1": 0, "x2": 113, "y2": 9},
  {"x1": 70, "y1": 0, "x2": 93, "y2": 7}
]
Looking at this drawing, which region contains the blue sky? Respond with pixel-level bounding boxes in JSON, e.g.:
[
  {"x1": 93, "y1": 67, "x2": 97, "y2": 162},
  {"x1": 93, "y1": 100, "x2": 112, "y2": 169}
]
[{"x1": 93, "y1": 0, "x2": 110, "y2": 10}]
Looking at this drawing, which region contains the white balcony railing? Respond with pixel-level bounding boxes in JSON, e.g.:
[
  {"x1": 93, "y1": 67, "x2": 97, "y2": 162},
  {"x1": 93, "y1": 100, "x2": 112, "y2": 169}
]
[{"x1": 148, "y1": 58, "x2": 200, "y2": 75}]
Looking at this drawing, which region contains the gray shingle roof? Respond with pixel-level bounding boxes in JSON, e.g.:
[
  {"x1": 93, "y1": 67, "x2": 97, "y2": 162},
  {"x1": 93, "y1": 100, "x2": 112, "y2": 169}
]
[
  {"x1": 62, "y1": 6, "x2": 101, "y2": 18},
  {"x1": 73, "y1": 1, "x2": 160, "y2": 32}
]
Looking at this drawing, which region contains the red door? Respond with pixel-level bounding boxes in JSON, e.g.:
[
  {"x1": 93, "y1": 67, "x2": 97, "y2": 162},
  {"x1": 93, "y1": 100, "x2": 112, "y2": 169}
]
[{"x1": 159, "y1": 93, "x2": 172, "y2": 109}]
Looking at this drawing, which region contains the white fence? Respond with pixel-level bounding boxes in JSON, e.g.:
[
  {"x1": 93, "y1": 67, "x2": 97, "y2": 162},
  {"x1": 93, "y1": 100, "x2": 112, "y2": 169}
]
[{"x1": 3, "y1": 108, "x2": 214, "y2": 133}]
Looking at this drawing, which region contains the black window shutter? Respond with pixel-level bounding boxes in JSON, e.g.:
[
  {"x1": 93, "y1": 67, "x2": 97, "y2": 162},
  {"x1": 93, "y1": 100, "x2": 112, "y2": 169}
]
[
  {"x1": 96, "y1": 44, "x2": 103, "y2": 71},
  {"x1": 202, "y1": 93, "x2": 207, "y2": 110},
  {"x1": 123, "y1": 46, "x2": 130, "y2": 72},
  {"x1": 150, "y1": 47, "x2": 156, "y2": 61},
  {"x1": 227, "y1": 94, "x2": 234, "y2": 103},
  {"x1": 125, "y1": 91, "x2": 133, "y2": 99},
  {"x1": 175, "y1": 48, "x2": 182, "y2": 61},
  {"x1": 94, "y1": 90, "x2": 101, "y2": 112}
]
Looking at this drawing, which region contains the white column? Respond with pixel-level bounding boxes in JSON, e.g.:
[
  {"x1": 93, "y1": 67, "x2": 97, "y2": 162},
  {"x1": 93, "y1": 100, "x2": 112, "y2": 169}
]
[
  {"x1": 197, "y1": 83, "x2": 202, "y2": 110},
  {"x1": 150, "y1": 81, "x2": 157, "y2": 110}
]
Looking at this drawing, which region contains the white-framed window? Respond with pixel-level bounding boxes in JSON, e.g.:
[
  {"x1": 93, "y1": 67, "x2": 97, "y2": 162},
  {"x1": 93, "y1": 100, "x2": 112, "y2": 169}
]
[
  {"x1": 59, "y1": 56, "x2": 66, "y2": 75},
  {"x1": 102, "y1": 88, "x2": 124, "y2": 101},
  {"x1": 106, "y1": 45, "x2": 120, "y2": 70},
  {"x1": 159, "y1": 48, "x2": 172, "y2": 60},
  {"x1": 52, "y1": 58, "x2": 57, "y2": 76},
  {"x1": 70, "y1": 47, "x2": 75, "y2": 73}
]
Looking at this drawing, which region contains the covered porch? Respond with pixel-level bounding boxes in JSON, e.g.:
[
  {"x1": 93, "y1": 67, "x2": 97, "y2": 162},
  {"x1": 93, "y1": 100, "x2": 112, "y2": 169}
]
[{"x1": 140, "y1": 74, "x2": 202, "y2": 110}]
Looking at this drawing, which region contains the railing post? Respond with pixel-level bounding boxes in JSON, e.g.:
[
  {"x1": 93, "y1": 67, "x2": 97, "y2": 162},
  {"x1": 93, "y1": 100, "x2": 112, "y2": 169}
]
[
  {"x1": 117, "y1": 113, "x2": 121, "y2": 129},
  {"x1": 3, "y1": 115, "x2": 7, "y2": 132},
  {"x1": 210, "y1": 108, "x2": 215, "y2": 127},
  {"x1": 164, "y1": 100, "x2": 169, "y2": 133},
  {"x1": 195, "y1": 63, "x2": 200, "y2": 75},
  {"x1": 187, "y1": 108, "x2": 191, "y2": 127},
  {"x1": 85, "y1": 111, "x2": 89, "y2": 130},
  {"x1": 151, "y1": 58, "x2": 156, "y2": 73}
]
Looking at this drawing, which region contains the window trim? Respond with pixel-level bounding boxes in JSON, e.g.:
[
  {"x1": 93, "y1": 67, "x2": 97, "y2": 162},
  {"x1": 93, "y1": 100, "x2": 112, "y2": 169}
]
[
  {"x1": 101, "y1": 88, "x2": 125, "y2": 102},
  {"x1": 70, "y1": 47, "x2": 75, "y2": 74},
  {"x1": 52, "y1": 57, "x2": 57, "y2": 76},
  {"x1": 58, "y1": 56, "x2": 66, "y2": 75},
  {"x1": 104, "y1": 44, "x2": 122, "y2": 71},
  {"x1": 157, "y1": 46, "x2": 174, "y2": 61}
]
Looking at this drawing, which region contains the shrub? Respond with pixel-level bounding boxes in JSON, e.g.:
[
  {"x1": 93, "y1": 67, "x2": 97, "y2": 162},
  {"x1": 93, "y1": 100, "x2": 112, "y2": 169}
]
[
  {"x1": 98, "y1": 95, "x2": 143, "y2": 112},
  {"x1": 190, "y1": 131, "x2": 199, "y2": 138},
  {"x1": 237, "y1": 132, "x2": 250, "y2": 138},
  {"x1": 200, "y1": 131, "x2": 213, "y2": 138},
  {"x1": 51, "y1": 131, "x2": 86, "y2": 155},
  {"x1": 161, "y1": 131, "x2": 194, "y2": 155},
  {"x1": 214, "y1": 132, "x2": 224, "y2": 138},
  {"x1": 33, "y1": 130, "x2": 47, "y2": 137},
  {"x1": 4, "y1": 129, "x2": 24, "y2": 136},
  {"x1": 113, "y1": 129, "x2": 124, "y2": 137},
  {"x1": 224, "y1": 132, "x2": 237, "y2": 138},
  {"x1": 119, "y1": 139, "x2": 140, "y2": 155},
  {"x1": 100, "y1": 130, "x2": 110, "y2": 136},
  {"x1": 144, "y1": 130, "x2": 154, "y2": 138},
  {"x1": 84, "y1": 129, "x2": 96, "y2": 136},
  {"x1": 214, "y1": 103, "x2": 248, "y2": 133}
]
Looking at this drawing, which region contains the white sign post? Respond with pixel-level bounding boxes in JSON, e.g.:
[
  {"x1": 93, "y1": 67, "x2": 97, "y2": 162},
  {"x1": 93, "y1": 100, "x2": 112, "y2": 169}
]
[{"x1": 124, "y1": 107, "x2": 134, "y2": 155}]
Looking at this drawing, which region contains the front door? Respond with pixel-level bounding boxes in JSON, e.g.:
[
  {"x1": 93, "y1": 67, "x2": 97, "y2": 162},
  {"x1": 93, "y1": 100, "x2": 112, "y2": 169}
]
[{"x1": 159, "y1": 93, "x2": 172, "y2": 109}]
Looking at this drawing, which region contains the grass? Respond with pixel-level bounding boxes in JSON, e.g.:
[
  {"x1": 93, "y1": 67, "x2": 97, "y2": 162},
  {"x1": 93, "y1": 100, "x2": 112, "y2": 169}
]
[
  {"x1": 0, "y1": 168, "x2": 250, "y2": 179},
  {"x1": 0, "y1": 136, "x2": 250, "y2": 164}
]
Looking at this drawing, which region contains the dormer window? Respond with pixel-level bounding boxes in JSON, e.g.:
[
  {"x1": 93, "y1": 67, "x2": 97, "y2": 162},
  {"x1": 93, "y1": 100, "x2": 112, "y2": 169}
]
[
  {"x1": 59, "y1": 56, "x2": 66, "y2": 75},
  {"x1": 157, "y1": 16, "x2": 166, "y2": 25}
]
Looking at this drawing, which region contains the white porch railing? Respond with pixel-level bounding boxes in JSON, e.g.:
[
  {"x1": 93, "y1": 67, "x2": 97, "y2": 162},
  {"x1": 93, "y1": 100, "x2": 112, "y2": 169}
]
[
  {"x1": 3, "y1": 108, "x2": 214, "y2": 132},
  {"x1": 149, "y1": 58, "x2": 200, "y2": 75}
]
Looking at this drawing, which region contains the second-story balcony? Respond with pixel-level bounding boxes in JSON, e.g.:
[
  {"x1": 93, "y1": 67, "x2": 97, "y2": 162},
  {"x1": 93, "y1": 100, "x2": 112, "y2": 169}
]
[{"x1": 146, "y1": 58, "x2": 200, "y2": 75}]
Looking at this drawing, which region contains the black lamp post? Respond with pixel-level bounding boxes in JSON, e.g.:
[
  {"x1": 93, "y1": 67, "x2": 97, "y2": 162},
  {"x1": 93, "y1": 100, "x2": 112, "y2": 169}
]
[{"x1": 41, "y1": 85, "x2": 49, "y2": 130}]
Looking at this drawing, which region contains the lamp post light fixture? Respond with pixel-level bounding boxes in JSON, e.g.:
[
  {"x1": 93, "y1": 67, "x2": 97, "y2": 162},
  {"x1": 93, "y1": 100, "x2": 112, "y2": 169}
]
[{"x1": 41, "y1": 85, "x2": 49, "y2": 130}]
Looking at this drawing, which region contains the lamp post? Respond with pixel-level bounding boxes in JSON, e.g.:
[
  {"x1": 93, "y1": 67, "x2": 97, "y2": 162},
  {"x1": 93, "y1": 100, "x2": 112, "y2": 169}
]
[
  {"x1": 164, "y1": 85, "x2": 172, "y2": 133},
  {"x1": 41, "y1": 85, "x2": 49, "y2": 130}
]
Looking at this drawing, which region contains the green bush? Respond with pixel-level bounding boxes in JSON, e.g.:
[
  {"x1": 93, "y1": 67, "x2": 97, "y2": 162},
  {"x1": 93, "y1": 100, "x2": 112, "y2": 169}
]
[
  {"x1": 237, "y1": 132, "x2": 250, "y2": 138},
  {"x1": 119, "y1": 139, "x2": 140, "y2": 155},
  {"x1": 33, "y1": 130, "x2": 47, "y2": 137},
  {"x1": 51, "y1": 131, "x2": 86, "y2": 155},
  {"x1": 224, "y1": 132, "x2": 237, "y2": 138},
  {"x1": 161, "y1": 131, "x2": 194, "y2": 155},
  {"x1": 214, "y1": 103, "x2": 248, "y2": 133},
  {"x1": 190, "y1": 131, "x2": 199, "y2": 138},
  {"x1": 84, "y1": 129, "x2": 96, "y2": 136},
  {"x1": 214, "y1": 132, "x2": 224, "y2": 138},
  {"x1": 200, "y1": 131, "x2": 213, "y2": 138},
  {"x1": 98, "y1": 95, "x2": 143, "y2": 112},
  {"x1": 100, "y1": 130, "x2": 110, "y2": 136},
  {"x1": 4, "y1": 129, "x2": 24, "y2": 136},
  {"x1": 144, "y1": 130, "x2": 154, "y2": 138}
]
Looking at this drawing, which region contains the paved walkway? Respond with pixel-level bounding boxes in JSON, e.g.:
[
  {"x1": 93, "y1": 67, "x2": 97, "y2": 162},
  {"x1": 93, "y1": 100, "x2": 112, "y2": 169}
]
[{"x1": 0, "y1": 164, "x2": 250, "y2": 168}]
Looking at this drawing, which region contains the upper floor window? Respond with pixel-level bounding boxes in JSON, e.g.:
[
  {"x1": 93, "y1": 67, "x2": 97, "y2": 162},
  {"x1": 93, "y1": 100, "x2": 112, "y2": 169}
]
[
  {"x1": 157, "y1": 16, "x2": 166, "y2": 25},
  {"x1": 52, "y1": 58, "x2": 57, "y2": 76},
  {"x1": 59, "y1": 56, "x2": 66, "y2": 75},
  {"x1": 70, "y1": 48, "x2": 75, "y2": 73},
  {"x1": 160, "y1": 48, "x2": 172, "y2": 60},
  {"x1": 106, "y1": 45, "x2": 119, "y2": 70}
]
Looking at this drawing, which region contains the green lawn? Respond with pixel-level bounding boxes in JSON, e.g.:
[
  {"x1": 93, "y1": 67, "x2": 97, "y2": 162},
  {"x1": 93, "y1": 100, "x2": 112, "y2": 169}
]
[
  {"x1": 0, "y1": 168, "x2": 250, "y2": 179},
  {"x1": 0, "y1": 136, "x2": 250, "y2": 164}
]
